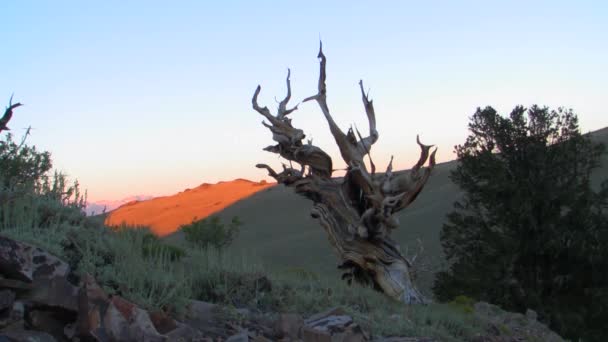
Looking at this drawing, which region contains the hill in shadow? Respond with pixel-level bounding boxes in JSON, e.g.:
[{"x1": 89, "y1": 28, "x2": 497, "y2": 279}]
[{"x1": 166, "y1": 126, "x2": 607, "y2": 294}]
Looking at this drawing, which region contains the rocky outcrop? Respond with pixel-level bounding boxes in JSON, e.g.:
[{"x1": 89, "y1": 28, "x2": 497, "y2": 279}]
[
  {"x1": 0, "y1": 235, "x2": 204, "y2": 342},
  {"x1": 0, "y1": 234, "x2": 565, "y2": 341},
  {"x1": 471, "y1": 302, "x2": 564, "y2": 342},
  {"x1": 0, "y1": 231, "x2": 392, "y2": 342}
]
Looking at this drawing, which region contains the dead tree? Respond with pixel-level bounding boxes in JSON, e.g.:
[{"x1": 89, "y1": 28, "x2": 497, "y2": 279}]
[
  {"x1": 253, "y1": 43, "x2": 436, "y2": 304},
  {"x1": 1, "y1": 95, "x2": 21, "y2": 133}
]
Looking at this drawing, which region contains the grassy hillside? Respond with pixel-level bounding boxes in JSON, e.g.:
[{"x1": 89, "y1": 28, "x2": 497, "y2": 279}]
[
  {"x1": 167, "y1": 126, "x2": 608, "y2": 295},
  {"x1": 1, "y1": 126, "x2": 542, "y2": 341}
]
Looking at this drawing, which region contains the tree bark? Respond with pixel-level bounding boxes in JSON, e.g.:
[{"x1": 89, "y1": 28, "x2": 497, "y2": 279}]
[{"x1": 253, "y1": 43, "x2": 436, "y2": 304}]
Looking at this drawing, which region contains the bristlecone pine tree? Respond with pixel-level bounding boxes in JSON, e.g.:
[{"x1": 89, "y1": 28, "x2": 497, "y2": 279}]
[{"x1": 252, "y1": 43, "x2": 436, "y2": 304}]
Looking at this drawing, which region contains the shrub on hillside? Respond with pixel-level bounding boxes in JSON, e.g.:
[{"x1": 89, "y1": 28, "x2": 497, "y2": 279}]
[
  {"x1": 1, "y1": 126, "x2": 86, "y2": 230},
  {"x1": 141, "y1": 231, "x2": 186, "y2": 261},
  {"x1": 433, "y1": 105, "x2": 608, "y2": 341},
  {"x1": 180, "y1": 215, "x2": 241, "y2": 251}
]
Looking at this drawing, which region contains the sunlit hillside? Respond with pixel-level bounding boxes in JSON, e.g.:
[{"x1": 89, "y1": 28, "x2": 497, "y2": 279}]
[{"x1": 105, "y1": 179, "x2": 273, "y2": 236}]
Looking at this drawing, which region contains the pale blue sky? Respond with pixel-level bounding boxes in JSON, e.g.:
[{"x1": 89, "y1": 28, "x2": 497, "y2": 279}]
[{"x1": 1, "y1": 1, "x2": 606, "y2": 200}]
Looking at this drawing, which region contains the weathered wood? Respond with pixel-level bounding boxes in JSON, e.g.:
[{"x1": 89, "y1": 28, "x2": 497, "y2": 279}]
[
  {"x1": 1, "y1": 95, "x2": 22, "y2": 132},
  {"x1": 253, "y1": 43, "x2": 436, "y2": 304}
]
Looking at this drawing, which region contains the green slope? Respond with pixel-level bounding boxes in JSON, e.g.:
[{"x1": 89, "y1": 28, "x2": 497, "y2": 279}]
[{"x1": 166, "y1": 127, "x2": 607, "y2": 295}]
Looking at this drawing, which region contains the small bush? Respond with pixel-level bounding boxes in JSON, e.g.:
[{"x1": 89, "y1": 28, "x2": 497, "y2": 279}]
[
  {"x1": 180, "y1": 215, "x2": 241, "y2": 250},
  {"x1": 141, "y1": 232, "x2": 186, "y2": 261},
  {"x1": 448, "y1": 295, "x2": 475, "y2": 314}
]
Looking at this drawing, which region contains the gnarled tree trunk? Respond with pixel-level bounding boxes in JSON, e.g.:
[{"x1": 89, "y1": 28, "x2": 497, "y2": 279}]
[{"x1": 253, "y1": 43, "x2": 436, "y2": 304}]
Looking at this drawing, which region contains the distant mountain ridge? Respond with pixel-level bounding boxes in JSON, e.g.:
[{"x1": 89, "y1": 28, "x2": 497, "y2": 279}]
[{"x1": 85, "y1": 195, "x2": 154, "y2": 216}]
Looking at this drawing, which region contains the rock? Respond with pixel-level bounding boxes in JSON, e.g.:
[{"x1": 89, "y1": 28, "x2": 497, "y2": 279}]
[
  {"x1": 372, "y1": 338, "x2": 436, "y2": 342},
  {"x1": 103, "y1": 296, "x2": 164, "y2": 342},
  {"x1": 303, "y1": 309, "x2": 369, "y2": 342},
  {"x1": 26, "y1": 309, "x2": 74, "y2": 340},
  {"x1": 0, "y1": 329, "x2": 57, "y2": 342},
  {"x1": 186, "y1": 300, "x2": 218, "y2": 323},
  {"x1": 126, "y1": 305, "x2": 165, "y2": 342},
  {"x1": 304, "y1": 307, "x2": 347, "y2": 325},
  {"x1": 525, "y1": 308, "x2": 537, "y2": 321},
  {"x1": 0, "y1": 235, "x2": 70, "y2": 283},
  {"x1": 226, "y1": 331, "x2": 250, "y2": 342},
  {"x1": 75, "y1": 274, "x2": 110, "y2": 340},
  {"x1": 165, "y1": 322, "x2": 204, "y2": 341},
  {"x1": 103, "y1": 298, "x2": 130, "y2": 341},
  {"x1": 275, "y1": 313, "x2": 304, "y2": 339},
  {"x1": 251, "y1": 334, "x2": 274, "y2": 342},
  {"x1": 0, "y1": 290, "x2": 15, "y2": 311},
  {"x1": 63, "y1": 323, "x2": 76, "y2": 340},
  {"x1": 25, "y1": 276, "x2": 79, "y2": 311},
  {"x1": 0, "y1": 277, "x2": 33, "y2": 291},
  {"x1": 236, "y1": 308, "x2": 251, "y2": 317},
  {"x1": 149, "y1": 310, "x2": 177, "y2": 335},
  {"x1": 0, "y1": 237, "x2": 219, "y2": 342},
  {"x1": 0, "y1": 301, "x2": 25, "y2": 331},
  {"x1": 10, "y1": 301, "x2": 24, "y2": 322},
  {"x1": 473, "y1": 302, "x2": 564, "y2": 342},
  {"x1": 302, "y1": 325, "x2": 332, "y2": 342},
  {"x1": 307, "y1": 315, "x2": 353, "y2": 332}
]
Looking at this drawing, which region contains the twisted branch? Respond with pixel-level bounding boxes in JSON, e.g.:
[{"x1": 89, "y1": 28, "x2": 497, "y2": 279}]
[{"x1": 1, "y1": 95, "x2": 22, "y2": 132}]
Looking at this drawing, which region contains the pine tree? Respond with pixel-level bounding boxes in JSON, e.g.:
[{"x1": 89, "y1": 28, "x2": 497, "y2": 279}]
[{"x1": 433, "y1": 105, "x2": 608, "y2": 341}]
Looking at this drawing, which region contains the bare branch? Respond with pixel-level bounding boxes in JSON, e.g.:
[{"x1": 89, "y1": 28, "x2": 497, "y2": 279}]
[
  {"x1": 302, "y1": 41, "x2": 377, "y2": 195},
  {"x1": 412, "y1": 135, "x2": 434, "y2": 173},
  {"x1": 393, "y1": 146, "x2": 437, "y2": 211},
  {"x1": 386, "y1": 155, "x2": 394, "y2": 175},
  {"x1": 355, "y1": 125, "x2": 376, "y2": 175},
  {"x1": 16, "y1": 125, "x2": 33, "y2": 150},
  {"x1": 303, "y1": 42, "x2": 349, "y2": 151},
  {"x1": 256, "y1": 163, "x2": 303, "y2": 185},
  {"x1": 252, "y1": 86, "x2": 276, "y2": 124},
  {"x1": 410, "y1": 238, "x2": 424, "y2": 265},
  {"x1": 1, "y1": 96, "x2": 23, "y2": 132},
  {"x1": 277, "y1": 69, "x2": 299, "y2": 118},
  {"x1": 253, "y1": 83, "x2": 306, "y2": 145},
  {"x1": 356, "y1": 80, "x2": 379, "y2": 154}
]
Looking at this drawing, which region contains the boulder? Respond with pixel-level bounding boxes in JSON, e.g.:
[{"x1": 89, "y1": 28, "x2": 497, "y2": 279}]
[
  {"x1": 25, "y1": 276, "x2": 79, "y2": 311},
  {"x1": 473, "y1": 302, "x2": 564, "y2": 342},
  {"x1": 275, "y1": 313, "x2": 303, "y2": 340},
  {"x1": 0, "y1": 290, "x2": 15, "y2": 311},
  {"x1": 0, "y1": 329, "x2": 57, "y2": 342},
  {"x1": 26, "y1": 309, "x2": 72, "y2": 340},
  {"x1": 304, "y1": 307, "x2": 347, "y2": 325},
  {"x1": 302, "y1": 308, "x2": 369, "y2": 342},
  {"x1": 185, "y1": 300, "x2": 218, "y2": 326},
  {"x1": 0, "y1": 235, "x2": 70, "y2": 283},
  {"x1": 75, "y1": 273, "x2": 110, "y2": 340},
  {"x1": 0, "y1": 277, "x2": 33, "y2": 291},
  {"x1": 226, "y1": 331, "x2": 250, "y2": 342},
  {"x1": 149, "y1": 310, "x2": 177, "y2": 335},
  {"x1": 165, "y1": 322, "x2": 205, "y2": 341}
]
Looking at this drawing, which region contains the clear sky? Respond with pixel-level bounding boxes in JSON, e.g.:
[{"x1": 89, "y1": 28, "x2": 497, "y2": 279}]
[{"x1": 1, "y1": 1, "x2": 606, "y2": 201}]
